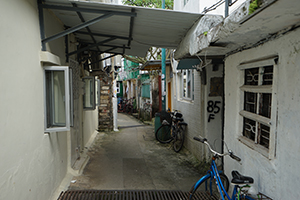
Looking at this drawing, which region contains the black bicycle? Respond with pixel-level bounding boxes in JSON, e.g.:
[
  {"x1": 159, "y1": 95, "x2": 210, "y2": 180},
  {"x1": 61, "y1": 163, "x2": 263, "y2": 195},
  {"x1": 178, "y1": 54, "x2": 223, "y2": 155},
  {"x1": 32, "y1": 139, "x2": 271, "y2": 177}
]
[{"x1": 155, "y1": 110, "x2": 187, "y2": 152}]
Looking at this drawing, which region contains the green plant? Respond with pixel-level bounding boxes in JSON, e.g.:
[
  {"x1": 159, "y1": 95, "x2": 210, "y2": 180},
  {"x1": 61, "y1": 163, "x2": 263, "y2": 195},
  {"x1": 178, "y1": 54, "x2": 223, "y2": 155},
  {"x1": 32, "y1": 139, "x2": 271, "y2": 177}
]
[
  {"x1": 249, "y1": 0, "x2": 262, "y2": 15},
  {"x1": 123, "y1": 0, "x2": 173, "y2": 10}
]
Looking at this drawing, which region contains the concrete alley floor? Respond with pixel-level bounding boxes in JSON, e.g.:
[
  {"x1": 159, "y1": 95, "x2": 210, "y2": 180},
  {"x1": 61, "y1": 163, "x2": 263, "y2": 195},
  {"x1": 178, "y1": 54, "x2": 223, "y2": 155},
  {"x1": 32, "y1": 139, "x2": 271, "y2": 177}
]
[{"x1": 68, "y1": 113, "x2": 207, "y2": 192}]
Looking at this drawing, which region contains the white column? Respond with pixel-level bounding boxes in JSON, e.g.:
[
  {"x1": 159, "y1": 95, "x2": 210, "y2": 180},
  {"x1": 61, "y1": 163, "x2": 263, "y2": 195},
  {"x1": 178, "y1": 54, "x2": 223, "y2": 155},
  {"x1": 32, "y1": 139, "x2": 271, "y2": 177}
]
[{"x1": 113, "y1": 80, "x2": 118, "y2": 131}]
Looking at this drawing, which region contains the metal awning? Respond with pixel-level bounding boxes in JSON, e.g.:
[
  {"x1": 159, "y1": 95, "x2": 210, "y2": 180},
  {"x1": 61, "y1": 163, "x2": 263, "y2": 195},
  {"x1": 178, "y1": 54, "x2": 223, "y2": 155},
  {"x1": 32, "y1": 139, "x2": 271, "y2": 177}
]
[
  {"x1": 39, "y1": 0, "x2": 202, "y2": 58},
  {"x1": 177, "y1": 58, "x2": 200, "y2": 70}
]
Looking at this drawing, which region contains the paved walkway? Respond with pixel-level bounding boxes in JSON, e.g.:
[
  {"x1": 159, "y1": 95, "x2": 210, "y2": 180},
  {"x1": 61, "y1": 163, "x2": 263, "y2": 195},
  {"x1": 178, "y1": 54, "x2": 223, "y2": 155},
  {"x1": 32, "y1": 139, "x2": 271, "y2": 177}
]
[{"x1": 68, "y1": 113, "x2": 206, "y2": 192}]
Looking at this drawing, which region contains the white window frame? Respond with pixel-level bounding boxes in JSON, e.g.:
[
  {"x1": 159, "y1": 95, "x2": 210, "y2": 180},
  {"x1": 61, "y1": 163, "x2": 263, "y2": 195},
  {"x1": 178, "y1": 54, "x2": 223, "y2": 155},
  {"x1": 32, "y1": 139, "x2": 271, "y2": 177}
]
[
  {"x1": 83, "y1": 76, "x2": 96, "y2": 110},
  {"x1": 181, "y1": 69, "x2": 194, "y2": 101},
  {"x1": 238, "y1": 56, "x2": 278, "y2": 159},
  {"x1": 95, "y1": 78, "x2": 100, "y2": 106},
  {"x1": 44, "y1": 66, "x2": 70, "y2": 133},
  {"x1": 69, "y1": 68, "x2": 74, "y2": 127}
]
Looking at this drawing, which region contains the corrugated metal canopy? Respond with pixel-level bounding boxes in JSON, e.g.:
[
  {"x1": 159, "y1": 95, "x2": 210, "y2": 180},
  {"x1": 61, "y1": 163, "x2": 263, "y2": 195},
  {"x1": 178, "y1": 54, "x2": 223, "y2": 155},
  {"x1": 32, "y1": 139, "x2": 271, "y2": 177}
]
[{"x1": 40, "y1": 0, "x2": 202, "y2": 57}]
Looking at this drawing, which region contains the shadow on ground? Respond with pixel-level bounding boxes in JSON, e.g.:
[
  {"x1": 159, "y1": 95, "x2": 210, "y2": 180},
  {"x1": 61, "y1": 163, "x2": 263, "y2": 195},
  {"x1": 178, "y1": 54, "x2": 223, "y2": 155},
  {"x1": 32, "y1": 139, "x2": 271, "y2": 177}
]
[{"x1": 68, "y1": 113, "x2": 210, "y2": 192}]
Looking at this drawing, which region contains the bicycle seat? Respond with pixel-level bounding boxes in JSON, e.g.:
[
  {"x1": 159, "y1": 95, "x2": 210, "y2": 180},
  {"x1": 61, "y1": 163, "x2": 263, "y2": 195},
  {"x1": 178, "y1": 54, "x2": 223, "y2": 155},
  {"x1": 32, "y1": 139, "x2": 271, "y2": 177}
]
[
  {"x1": 231, "y1": 171, "x2": 254, "y2": 185},
  {"x1": 175, "y1": 112, "x2": 183, "y2": 118},
  {"x1": 173, "y1": 118, "x2": 184, "y2": 122}
]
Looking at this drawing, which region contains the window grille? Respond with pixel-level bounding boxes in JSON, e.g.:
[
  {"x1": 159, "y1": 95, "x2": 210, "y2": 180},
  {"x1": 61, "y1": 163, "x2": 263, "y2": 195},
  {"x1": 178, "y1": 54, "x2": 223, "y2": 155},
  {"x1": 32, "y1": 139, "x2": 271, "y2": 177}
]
[{"x1": 241, "y1": 65, "x2": 273, "y2": 149}]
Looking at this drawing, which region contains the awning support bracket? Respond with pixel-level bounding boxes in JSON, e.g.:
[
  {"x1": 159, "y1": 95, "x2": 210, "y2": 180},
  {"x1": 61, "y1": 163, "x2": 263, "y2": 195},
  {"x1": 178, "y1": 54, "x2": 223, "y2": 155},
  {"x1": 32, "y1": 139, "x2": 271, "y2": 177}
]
[
  {"x1": 128, "y1": 8, "x2": 135, "y2": 46},
  {"x1": 38, "y1": 0, "x2": 137, "y2": 57},
  {"x1": 67, "y1": 38, "x2": 118, "y2": 56},
  {"x1": 72, "y1": 3, "x2": 102, "y2": 54},
  {"x1": 76, "y1": 31, "x2": 131, "y2": 41},
  {"x1": 88, "y1": 54, "x2": 118, "y2": 66},
  {"x1": 42, "y1": 13, "x2": 114, "y2": 44},
  {"x1": 79, "y1": 48, "x2": 119, "y2": 63}
]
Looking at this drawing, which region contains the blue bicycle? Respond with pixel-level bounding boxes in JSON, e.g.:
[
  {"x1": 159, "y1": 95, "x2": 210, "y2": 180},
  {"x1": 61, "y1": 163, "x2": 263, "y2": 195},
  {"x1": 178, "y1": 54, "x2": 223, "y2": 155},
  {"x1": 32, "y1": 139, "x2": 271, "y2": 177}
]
[{"x1": 189, "y1": 137, "x2": 256, "y2": 200}]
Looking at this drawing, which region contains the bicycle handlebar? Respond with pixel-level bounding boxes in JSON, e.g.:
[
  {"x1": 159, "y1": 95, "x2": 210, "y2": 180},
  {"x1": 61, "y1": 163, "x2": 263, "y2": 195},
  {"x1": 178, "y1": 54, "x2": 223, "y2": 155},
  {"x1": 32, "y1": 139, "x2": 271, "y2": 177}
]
[
  {"x1": 229, "y1": 152, "x2": 241, "y2": 162},
  {"x1": 193, "y1": 136, "x2": 207, "y2": 143},
  {"x1": 193, "y1": 136, "x2": 241, "y2": 162}
]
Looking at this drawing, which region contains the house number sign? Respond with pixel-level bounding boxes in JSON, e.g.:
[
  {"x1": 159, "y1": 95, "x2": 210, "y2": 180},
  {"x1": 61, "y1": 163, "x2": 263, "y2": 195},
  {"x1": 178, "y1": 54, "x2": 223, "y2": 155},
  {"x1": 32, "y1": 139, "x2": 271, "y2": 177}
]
[{"x1": 207, "y1": 100, "x2": 221, "y2": 122}]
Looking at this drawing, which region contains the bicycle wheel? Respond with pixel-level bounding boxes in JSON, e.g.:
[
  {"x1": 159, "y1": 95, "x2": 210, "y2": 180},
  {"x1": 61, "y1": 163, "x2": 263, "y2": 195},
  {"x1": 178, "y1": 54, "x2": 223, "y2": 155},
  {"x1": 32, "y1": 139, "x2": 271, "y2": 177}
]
[
  {"x1": 155, "y1": 124, "x2": 172, "y2": 144},
  {"x1": 189, "y1": 173, "x2": 229, "y2": 200},
  {"x1": 173, "y1": 126, "x2": 185, "y2": 152}
]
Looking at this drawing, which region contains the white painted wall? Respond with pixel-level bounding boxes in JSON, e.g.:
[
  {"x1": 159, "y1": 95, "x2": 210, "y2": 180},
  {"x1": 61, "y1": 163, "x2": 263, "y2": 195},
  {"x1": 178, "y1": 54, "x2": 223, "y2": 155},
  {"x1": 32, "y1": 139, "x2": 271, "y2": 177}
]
[
  {"x1": 224, "y1": 27, "x2": 300, "y2": 199},
  {"x1": 170, "y1": 56, "x2": 224, "y2": 162},
  {"x1": 0, "y1": 1, "x2": 98, "y2": 199},
  {"x1": 203, "y1": 64, "x2": 224, "y2": 157},
  {"x1": 0, "y1": 2, "x2": 62, "y2": 199},
  {"x1": 171, "y1": 65, "x2": 204, "y2": 159}
]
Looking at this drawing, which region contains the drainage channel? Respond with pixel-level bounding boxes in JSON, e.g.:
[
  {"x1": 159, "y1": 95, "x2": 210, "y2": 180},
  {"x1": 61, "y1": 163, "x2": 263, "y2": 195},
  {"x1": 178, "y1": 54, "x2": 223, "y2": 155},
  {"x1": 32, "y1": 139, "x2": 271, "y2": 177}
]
[{"x1": 57, "y1": 190, "x2": 218, "y2": 200}]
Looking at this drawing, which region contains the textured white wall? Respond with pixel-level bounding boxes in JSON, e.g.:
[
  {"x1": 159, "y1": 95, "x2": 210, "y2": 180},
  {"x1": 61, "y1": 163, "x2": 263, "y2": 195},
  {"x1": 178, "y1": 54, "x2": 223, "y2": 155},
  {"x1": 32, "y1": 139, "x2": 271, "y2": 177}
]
[
  {"x1": 224, "y1": 27, "x2": 300, "y2": 199},
  {"x1": 171, "y1": 62, "x2": 223, "y2": 161},
  {"x1": 0, "y1": 1, "x2": 98, "y2": 199},
  {"x1": 0, "y1": 1, "x2": 68, "y2": 199},
  {"x1": 172, "y1": 68, "x2": 204, "y2": 159}
]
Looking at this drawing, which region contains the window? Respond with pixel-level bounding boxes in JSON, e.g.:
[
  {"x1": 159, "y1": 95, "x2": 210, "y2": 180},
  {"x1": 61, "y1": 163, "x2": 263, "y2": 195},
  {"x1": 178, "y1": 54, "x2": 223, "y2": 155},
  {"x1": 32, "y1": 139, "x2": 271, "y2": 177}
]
[
  {"x1": 44, "y1": 66, "x2": 70, "y2": 132},
  {"x1": 82, "y1": 76, "x2": 100, "y2": 110},
  {"x1": 83, "y1": 76, "x2": 95, "y2": 110},
  {"x1": 116, "y1": 82, "x2": 120, "y2": 94},
  {"x1": 95, "y1": 78, "x2": 100, "y2": 106},
  {"x1": 142, "y1": 83, "x2": 150, "y2": 98},
  {"x1": 182, "y1": 69, "x2": 194, "y2": 100},
  {"x1": 239, "y1": 56, "x2": 278, "y2": 157}
]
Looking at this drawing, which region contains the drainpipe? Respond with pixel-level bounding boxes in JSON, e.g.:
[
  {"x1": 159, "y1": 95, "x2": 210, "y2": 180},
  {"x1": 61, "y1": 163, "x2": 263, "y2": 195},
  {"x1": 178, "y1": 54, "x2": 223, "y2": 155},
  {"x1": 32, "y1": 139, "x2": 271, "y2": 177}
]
[
  {"x1": 225, "y1": 0, "x2": 231, "y2": 17},
  {"x1": 161, "y1": 0, "x2": 166, "y2": 111}
]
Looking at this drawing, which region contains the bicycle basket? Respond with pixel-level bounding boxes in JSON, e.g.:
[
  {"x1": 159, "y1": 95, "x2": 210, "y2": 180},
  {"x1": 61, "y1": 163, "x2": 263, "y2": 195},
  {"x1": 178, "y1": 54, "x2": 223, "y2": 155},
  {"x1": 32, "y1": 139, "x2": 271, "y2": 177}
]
[{"x1": 160, "y1": 110, "x2": 172, "y2": 124}]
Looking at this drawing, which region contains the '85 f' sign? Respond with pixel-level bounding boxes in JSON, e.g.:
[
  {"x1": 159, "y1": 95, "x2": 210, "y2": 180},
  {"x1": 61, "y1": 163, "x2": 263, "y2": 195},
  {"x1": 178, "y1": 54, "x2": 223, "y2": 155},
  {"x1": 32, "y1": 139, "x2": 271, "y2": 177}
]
[{"x1": 207, "y1": 100, "x2": 221, "y2": 122}]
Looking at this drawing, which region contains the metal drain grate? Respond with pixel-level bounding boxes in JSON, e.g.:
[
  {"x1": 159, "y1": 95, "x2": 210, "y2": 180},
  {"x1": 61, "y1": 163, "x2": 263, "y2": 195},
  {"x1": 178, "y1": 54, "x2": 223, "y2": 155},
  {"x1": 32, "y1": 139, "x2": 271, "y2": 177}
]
[{"x1": 57, "y1": 190, "x2": 218, "y2": 200}]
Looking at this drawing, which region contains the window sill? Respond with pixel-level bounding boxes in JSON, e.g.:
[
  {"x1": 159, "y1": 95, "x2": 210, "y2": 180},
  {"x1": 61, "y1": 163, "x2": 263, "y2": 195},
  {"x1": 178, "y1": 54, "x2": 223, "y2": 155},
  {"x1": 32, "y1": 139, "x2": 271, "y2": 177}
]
[
  {"x1": 44, "y1": 127, "x2": 70, "y2": 133},
  {"x1": 40, "y1": 51, "x2": 61, "y2": 66},
  {"x1": 179, "y1": 98, "x2": 194, "y2": 104},
  {"x1": 238, "y1": 136, "x2": 269, "y2": 159}
]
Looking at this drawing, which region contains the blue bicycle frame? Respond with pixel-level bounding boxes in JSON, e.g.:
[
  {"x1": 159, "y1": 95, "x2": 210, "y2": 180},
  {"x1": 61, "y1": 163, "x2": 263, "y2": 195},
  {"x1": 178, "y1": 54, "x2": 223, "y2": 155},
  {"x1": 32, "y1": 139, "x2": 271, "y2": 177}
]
[
  {"x1": 190, "y1": 158, "x2": 255, "y2": 200},
  {"x1": 190, "y1": 137, "x2": 256, "y2": 200},
  {"x1": 190, "y1": 158, "x2": 230, "y2": 200}
]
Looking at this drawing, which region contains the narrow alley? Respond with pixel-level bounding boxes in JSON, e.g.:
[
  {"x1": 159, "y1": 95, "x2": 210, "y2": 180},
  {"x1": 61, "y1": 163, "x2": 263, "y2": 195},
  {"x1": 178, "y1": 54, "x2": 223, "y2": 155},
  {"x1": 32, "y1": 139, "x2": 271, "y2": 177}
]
[{"x1": 60, "y1": 113, "x2": 216, "y2": 199}]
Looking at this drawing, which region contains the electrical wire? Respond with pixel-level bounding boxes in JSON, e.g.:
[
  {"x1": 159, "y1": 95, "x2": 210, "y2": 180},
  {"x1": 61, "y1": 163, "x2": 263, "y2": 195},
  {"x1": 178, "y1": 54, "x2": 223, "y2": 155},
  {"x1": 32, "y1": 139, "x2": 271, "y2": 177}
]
[
  {"x1": 202, "y1": 0, "x2": 239, "y2": 14},
  {"x1": 202, "y1": 0, "x2": 225, "y2": 14}
]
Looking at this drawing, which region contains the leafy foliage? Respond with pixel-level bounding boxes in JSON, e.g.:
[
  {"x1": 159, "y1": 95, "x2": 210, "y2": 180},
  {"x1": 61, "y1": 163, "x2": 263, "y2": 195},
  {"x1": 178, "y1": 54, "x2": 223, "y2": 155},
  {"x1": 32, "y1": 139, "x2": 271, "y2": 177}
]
[
  {"x1": 123, "y1": 0, "x2": 173, "y2": 10},
  {"x1": 249, "y1": 0, "x2": 262, "y2": 15}
]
